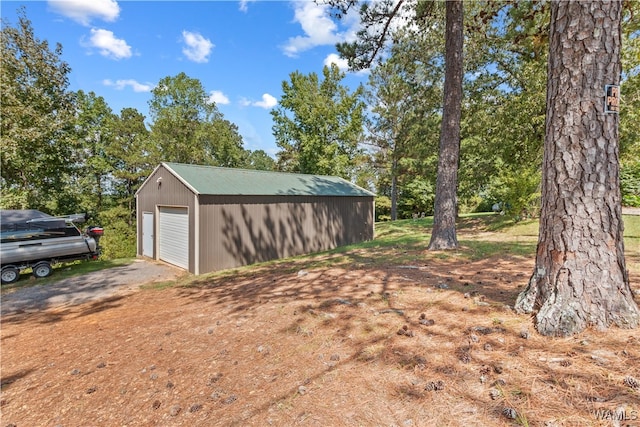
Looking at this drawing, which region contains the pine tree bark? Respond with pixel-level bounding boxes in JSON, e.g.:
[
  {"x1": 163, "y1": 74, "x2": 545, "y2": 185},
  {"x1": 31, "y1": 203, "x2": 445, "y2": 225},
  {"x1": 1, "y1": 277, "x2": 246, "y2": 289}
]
[
  {"x1": 515, "y1": 0, "x2": 639, "y2": 335},
  {"x1": 427, "y1": 0, "x2": 463, "y2": 250}
]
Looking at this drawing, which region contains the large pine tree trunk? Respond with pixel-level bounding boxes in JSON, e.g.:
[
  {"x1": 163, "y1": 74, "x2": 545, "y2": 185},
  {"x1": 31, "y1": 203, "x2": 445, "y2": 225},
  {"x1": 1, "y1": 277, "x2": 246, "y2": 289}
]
[
  {"x1": 515, "y1": 0, "x2": 639, "y2": 336},
  {"x1": 428, "y1": 0, "x2": 463, "y2": 250}
]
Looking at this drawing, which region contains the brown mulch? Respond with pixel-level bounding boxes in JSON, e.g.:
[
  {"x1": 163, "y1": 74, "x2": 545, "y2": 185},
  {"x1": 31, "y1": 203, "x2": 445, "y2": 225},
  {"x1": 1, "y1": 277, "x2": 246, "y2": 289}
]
[{"x1": 1, "y1": 256, "x2": 639, "y2": 427}]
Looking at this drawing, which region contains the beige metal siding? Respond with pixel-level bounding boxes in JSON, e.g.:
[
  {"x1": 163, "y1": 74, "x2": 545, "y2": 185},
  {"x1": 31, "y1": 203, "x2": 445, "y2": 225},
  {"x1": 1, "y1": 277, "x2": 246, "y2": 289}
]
[
  {"x1": 197, "y1": 195, "x2": 374, "y2": 274},
  {"x1": 136, "y1": 165, "x2": 196, "y2": 272}
]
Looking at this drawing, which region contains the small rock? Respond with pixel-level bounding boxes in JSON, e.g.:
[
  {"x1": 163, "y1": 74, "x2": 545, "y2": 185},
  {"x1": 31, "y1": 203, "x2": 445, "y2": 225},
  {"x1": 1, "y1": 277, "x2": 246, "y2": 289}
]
[
  {"x1": 70, "y1": 369, "x2": 81, "y2": 376},
  {"x1": 493, "y1": 364, "x2": 504, "y2": 374},
  {"x1": 210, "y1": 392, "x2": 221, "y2": 400},
  {"x1": 96, "y1": 362, "x2": 106, "y2": 369},
  {"x1": 419, "y1": 318, "x2": 435, "y2": 326},
  {"x1": 469, "y1": 334, "x2": 479, "y2": 343},
  {"x1": 489, "y1": 388, "x2": 501, "y2": 400},
  {"x1": 166, "y1": 381, "x2": 174, "y2": 389},
  {"x1": 330, "y1": 354, "x2": 340, "y2": 361},
  {"x1": 298, "y1": 385, "x2": 307, "y2": 395},
  {"x1": 150, "y1": 373, "x2": 158, "y2": 380},
  {"x1": 436, "y1": 283, "x2": 449, "y2": 289},
  {"x1": 86, "y1": 387, "x2": 97, "y2": 394},
  {"x1": 152, "y1": 400, "x2": 161, "y2": 410},
  {"x1": 492, "y1": 379, "x2": 506, "y2": 387},
  {"x1": 189, "y1": 403, "x2": 203, "y2": 413},
  {"x1": 483, "y1": 343, "x2": 493, "y2": 351},
  {"x1": 297, "y1": 270, "x2": 308, "y2": 277},
  {"x1": 520, "y1": 330, "x2": 529, "y2": 339},
  {"x1": 169, "y1": 405, "x2": 182, "y2": 416}
]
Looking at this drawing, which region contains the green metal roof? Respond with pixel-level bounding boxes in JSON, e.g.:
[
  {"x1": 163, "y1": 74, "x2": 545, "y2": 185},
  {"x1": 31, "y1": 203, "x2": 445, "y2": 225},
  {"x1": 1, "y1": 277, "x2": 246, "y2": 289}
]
[{"x1": 163, "y1": 162, "x2": 375, "y2": 197}]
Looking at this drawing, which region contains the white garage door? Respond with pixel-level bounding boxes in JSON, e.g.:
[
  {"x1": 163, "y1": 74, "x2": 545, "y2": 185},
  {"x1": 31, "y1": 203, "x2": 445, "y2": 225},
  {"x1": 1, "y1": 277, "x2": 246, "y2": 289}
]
[{"x1": 158, "y1": 207, "x2": 189, "y2": 269}]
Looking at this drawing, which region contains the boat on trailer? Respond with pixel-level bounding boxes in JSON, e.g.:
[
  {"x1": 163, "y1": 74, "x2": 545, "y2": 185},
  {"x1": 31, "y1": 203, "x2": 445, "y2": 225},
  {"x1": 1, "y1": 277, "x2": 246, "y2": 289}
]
[{"x1": 0, "y1": 210, "x2": 103, "y2": 284}]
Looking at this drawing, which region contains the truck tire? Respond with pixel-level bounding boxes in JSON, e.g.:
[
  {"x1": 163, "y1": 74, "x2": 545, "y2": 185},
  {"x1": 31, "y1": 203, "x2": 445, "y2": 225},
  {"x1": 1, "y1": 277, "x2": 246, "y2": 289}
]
[
  {"x1": 1, "y1": 266, "x2": 20, "y2": 284},
  {"x1": 32, "y1": 262, "x2": 53, "y2": 279}
]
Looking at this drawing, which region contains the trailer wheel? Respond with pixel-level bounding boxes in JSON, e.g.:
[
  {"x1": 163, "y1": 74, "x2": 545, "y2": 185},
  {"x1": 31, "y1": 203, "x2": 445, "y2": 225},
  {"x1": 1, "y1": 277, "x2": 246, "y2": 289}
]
[
  {"x1": 32, "y1": 262, "x2": 53, "y2": 279},
  {"x1": 1, "y1": 266, "x2": 20, "y2": 285}
]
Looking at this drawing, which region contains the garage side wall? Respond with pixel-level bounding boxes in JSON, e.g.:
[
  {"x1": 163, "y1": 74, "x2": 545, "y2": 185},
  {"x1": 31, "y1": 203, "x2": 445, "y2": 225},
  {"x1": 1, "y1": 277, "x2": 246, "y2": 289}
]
[
  {"x1": 136, "y1": 165, "x2": 196, "y2": 272},
  {"x1": 197, "y1": 195, "x2": 374, "y2": 274}
]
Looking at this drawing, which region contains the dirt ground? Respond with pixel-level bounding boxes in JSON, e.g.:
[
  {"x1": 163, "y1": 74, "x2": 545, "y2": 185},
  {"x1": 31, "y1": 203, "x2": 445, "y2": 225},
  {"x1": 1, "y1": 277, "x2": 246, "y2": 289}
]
[{"x1": 1, "y1": 253, "x2": 639, "y2": 426}]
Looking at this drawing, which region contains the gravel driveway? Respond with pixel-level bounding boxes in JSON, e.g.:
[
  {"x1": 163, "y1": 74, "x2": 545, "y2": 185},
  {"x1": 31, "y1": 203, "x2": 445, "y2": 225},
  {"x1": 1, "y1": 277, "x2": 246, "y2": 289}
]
[{"x1": 1, "y1": 259, "x2": 182, "y2": 315}]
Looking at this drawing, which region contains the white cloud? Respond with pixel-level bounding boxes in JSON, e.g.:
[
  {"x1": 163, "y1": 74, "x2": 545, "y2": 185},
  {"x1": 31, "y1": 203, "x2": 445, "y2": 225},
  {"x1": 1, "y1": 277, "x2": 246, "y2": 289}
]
[
  {"x1": 240, "y1": 94, "x2": 278, "y2": 109},
  {"x1": 253, "y1": 93, "x2": 278, "y2": 109},
  {"x1": 208, "y1": 90, "x2": 230, "y2": 105},
  {"x1": 103, "y1": 79, "x2": 153, "y2": 92},
  {"x1": 238, "y1": 0, "x2": 256, "y2": 12},
  {"x1": 48, "y1": 0, "x2": 120, "y2": 26},
  {"x1": 181, "y1": 30, "x2": 214, "y2": 63},
  {"x1": 324, "y1": 53, "x2": 350, "y2": 71},
  {"x1": 324, "y1": 53, "x2": 370, "y2": 75},
  {"x1": 283, "y1": 2, "x2": 341, "y2": 57},
  {"x1": 85, "y1": 28, "x2": 132, "y2": 60}
]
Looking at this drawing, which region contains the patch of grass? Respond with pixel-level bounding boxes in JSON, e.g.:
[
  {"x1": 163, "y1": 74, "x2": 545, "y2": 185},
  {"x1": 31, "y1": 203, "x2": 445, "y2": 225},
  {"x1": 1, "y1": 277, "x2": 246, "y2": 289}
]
[
  {"x1": 188, "y1": 213, "x2": 640, "y2": 288},
  {"x1": 623, "y1": 214, "x2": 640, "y2": 250}
]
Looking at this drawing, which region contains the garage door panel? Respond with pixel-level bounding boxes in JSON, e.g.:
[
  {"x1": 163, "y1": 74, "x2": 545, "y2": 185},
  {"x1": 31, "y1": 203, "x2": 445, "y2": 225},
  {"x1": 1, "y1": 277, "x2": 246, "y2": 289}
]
[{"x1": 159, "y1": 207, "x2": 189, "y2": 269}]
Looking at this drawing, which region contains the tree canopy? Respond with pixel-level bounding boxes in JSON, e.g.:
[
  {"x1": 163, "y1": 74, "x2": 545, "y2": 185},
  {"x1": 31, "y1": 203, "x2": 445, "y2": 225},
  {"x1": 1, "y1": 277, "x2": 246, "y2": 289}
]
[
  {"x1": 1, "y1": 8, "x2": 75, "y2": 210},
  {"x1": 271, "y1": 64, "x2": 365, "y2": 179}
]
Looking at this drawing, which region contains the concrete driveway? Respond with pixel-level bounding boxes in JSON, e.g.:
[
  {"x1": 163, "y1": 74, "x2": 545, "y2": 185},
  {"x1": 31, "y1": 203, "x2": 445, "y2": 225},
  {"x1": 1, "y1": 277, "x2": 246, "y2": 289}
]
[{"x1": 0, "y1": 259, "x2": 182, "y2": 315}]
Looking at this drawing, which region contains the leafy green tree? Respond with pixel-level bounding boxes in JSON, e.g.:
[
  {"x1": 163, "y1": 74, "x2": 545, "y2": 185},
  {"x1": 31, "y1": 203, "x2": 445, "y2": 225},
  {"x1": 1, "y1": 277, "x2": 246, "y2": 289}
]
[
  {"x1": 149, "y1": 72, "x2": 245, "y2": 166},
  {"x1": 70, "y1": 90, "x2": 115, "y2": 215},
  {"x1": 461, "y1": 1, "x2": 548, "y2": 218},
  {"x1": 107, "y1": 107, "x2": 157, "y2": 222},
  {"x1": 271, "y1": 64, "x2": 365, "y2": 178},
  {"x1": 245, "y1": 150, "x2": 276, "y2": 171},
  {"x1": 366, "y1": 28, "x2": 443, "y2": 220},
  {"x1": 0, "y1": 8, "x2": 75, "y2": 211},
  {"x1": 332, "y1": 0, "x2": 464, "y2": 248}
]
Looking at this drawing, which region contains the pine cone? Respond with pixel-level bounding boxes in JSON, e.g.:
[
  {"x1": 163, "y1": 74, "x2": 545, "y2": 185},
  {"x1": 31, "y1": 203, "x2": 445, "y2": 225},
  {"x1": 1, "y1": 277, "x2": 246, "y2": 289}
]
[{"x1": 624, "y1": 376, "x2": 639, "y2": 390}]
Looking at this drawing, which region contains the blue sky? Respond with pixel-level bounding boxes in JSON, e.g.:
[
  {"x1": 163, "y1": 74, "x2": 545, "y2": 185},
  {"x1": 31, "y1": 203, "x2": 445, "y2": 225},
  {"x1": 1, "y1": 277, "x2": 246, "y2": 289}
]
[{"x1": 1, "y1": 0, "x2": 369, "y2": 157}]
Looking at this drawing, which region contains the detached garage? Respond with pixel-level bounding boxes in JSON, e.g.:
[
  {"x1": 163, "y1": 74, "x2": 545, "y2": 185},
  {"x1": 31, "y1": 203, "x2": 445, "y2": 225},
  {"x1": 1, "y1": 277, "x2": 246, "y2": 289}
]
[{"x1": 135, "y1": 162, "x2": 375, "y2": 275}]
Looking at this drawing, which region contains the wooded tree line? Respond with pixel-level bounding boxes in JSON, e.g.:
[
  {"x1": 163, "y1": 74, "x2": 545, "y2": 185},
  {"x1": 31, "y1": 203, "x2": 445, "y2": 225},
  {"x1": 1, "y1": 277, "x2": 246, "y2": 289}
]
[{"x1": 1, "y1": 3, "x2": 639, "y2": 254}]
